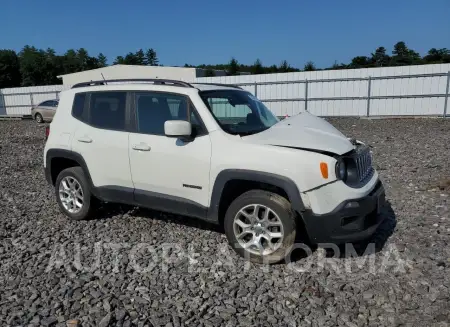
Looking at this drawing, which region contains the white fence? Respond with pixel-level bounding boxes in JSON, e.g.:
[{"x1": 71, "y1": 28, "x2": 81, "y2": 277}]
[
  {"x1": 0, "y1": 85, "x2": 69, "y2": 116},
  {"x1": 196, "y1": 63, "x2": 450, "y2": 117},
  {"x1": 1, "y1": 63, "x2": 450, "y2": 117}
]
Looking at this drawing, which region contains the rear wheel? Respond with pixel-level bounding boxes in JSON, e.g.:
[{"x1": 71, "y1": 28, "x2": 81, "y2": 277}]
[
  {"x1": 35, "y1": 113, "x2": 43, "y2": 123},
  {"x1": 224, "y1": 190, "x2": 297, "y2": 264},
  {"x1": 55, "y1": 167, "x2": 97, "y2": 220}
]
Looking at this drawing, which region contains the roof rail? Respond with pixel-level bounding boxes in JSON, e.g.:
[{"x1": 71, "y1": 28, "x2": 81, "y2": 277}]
[
  {"x1": 191, "y1": 82, "x2": 243, "y2": 90},
  {"x1": 71, "y1": 79, "x2": 194, "y2": 89}
]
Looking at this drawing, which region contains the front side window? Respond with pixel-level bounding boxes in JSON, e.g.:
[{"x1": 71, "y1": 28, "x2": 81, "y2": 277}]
[
  {"x1": 89, "y1": 92, "x2": 126, "y2": 131},
  {"x1": 200, "y1": 90, "x2": 279, "y2": 136},
  {"x1": 135, "y1": 92, "x2": 203, "y2": 135}
]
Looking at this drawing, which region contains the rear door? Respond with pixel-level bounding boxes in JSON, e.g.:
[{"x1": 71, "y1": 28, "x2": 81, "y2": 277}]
[
  {"x1": 128, "y1": 91, "x2": 212, "y2": 214},
  {"x1": 71, "y1": 91, "x2": 134, "y2": 202}
]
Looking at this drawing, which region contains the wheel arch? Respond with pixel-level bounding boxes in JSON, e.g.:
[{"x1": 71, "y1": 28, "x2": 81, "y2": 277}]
[
  {"x1": 208, "y1": 169, "x2": 305, "y2": 225},
  {"x1": 45, "y1": 149, "x2": 94, "y2": 190}
]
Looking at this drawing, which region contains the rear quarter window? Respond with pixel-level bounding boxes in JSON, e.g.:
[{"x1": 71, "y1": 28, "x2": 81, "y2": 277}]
[{"x1": 72, "y1": 93, "x2": 87, "y2": 122}]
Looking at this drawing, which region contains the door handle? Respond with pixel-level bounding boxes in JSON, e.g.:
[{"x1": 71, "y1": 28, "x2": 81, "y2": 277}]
[
  {"x1": 77, "y1": 136, "x2": 92, "y2": 143},
  {"x1": 132, "y1": 143, "x2": 151, "y2": 151}
]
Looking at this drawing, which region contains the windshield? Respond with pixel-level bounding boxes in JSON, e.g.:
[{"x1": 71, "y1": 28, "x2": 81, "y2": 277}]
[{"x1": 200, "y1": 90, "x2": 279, "y2": 136}]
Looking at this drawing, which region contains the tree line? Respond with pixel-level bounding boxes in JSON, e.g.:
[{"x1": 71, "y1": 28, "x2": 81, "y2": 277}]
[
  {"x1": 192, "y1": 42, "x2": 450, "y2": 76},
  {"x1": 0, "y1": 41, "x2": 449, "y2": 88},
  {"x1": 0, "y1": 47, "x2": 159, "y2": 88}
]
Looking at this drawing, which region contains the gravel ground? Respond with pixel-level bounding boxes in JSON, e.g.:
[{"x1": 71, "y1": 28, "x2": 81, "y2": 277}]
[{"x1": 0, "y1": 118, "x2": 449, "y2": 327}]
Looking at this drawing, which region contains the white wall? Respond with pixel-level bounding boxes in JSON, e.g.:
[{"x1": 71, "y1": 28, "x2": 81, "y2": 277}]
[
  {"x1": 0, "y1": 85, "x2": 68, "y2": 116},
  {"x1": 1, "y1": 64, "x2": 449, "y2": 117},
  {"x1": 195, "y1": 63, "x2": 450, "y2": 117}
]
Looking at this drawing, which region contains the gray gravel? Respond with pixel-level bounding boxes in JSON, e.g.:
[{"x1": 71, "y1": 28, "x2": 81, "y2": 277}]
[{"x1": 1, "y1": 118, "x2": 449, "y2": 327}]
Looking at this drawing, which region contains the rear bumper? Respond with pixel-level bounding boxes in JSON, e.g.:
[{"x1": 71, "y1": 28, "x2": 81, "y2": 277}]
[{"x1": 302, "y1": 181, "x2": 385, "y2": 244}]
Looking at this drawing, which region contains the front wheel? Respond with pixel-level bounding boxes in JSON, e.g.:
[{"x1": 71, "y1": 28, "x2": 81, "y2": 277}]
[{"x1": 224, "y1": 190, "x2": 297, "y2": 264}]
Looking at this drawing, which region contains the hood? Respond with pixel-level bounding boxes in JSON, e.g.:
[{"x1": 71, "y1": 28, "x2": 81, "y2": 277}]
[{"x1": 242, "y1": 112, "x2": 355, "y2": 155}]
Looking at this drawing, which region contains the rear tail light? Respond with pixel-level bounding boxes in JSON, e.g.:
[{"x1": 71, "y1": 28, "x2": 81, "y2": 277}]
[{"x1": 45, "y1": 126, "x2": 50, "y2": 139}]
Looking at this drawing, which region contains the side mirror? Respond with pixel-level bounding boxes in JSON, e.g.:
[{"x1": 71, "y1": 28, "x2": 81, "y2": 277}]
[{"x1": 164, "y1": 120, "x2": 192, "y2": 139}]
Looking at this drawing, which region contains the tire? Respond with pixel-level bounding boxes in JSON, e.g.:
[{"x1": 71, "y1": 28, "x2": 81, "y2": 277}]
[
  {"x1": 224, "y1": 190, "x2": 297, "y2": 264},
  {"x1": 55, "y1": 167, "x2": 97, "y2": 220},
  {"x1": 35, "y1": 113, "x2": 43, "y2": 123}
]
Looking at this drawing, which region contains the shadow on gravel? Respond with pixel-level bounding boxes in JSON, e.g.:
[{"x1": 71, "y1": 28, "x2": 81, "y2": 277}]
[
  {"x1": 94, "y1": 200, "x2": 396, "y2": 262},
  {"x1": 90, "y1": 203, "x2": 136, "y2": 221},
  {"x1": 94, "y1": 204, "x2": 223, "y2": 233},
  {"x1": 339, "y1": 201, "x2": 397, "y2": 257},
  {"x1": 289, "y1": 201, "x2": 397, "y2": 262},
  {"x1": 132, "y1": 207, "x2": 223, "y2": 233}
]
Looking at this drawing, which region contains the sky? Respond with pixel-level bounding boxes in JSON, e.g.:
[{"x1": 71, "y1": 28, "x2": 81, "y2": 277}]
[{"x1": 1, "y1": 0, "x2": 449, "y2": 68}]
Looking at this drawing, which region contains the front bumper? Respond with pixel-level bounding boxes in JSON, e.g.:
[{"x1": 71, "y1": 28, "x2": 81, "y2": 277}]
[{"x1": 302, "y1": 181, "x2": 385, "y2": 244}]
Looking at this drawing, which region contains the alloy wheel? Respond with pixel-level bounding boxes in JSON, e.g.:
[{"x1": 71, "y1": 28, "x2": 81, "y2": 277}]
[
  {"x1": 233, "y1": 204, "x2": 284, "y2": 256},
  {"x1": 58, "y1": 176, "x2": 84, "y2": 214}
]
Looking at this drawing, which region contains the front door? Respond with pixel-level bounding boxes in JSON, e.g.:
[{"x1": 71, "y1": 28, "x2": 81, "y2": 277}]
[{"x1": 128, "y1": 91, "x2": 212, "y2": 217}]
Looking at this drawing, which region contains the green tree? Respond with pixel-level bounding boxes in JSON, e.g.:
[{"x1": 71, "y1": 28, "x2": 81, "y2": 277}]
[
  {"x1": 113, "y1": 56, "x2": 125, "y2": 65},
  {"x1": 227, "y1": 57, "x2": 239, "y2": 75},
  {"x1": 42, "y1": 48, "x2": 63, "y2": 84},
  {"x1": 124, "y1": 52, "x2": 139, "y2": 65},
  {"x1": 62, "y1": 49, "x2": 79, "y2": 73},
  {"x1": 267, "y1": 64, "x2": 278, "y2": 73},
  {"x1": 251, "y1": 59, "x2": 264, "y2": 74},
  {"x1": 146, "y1": 49, "x2": 159, "y2": 66},
  {"x1": 303, "y1": 61, "x2": 316, "y2": 71},
  {"x1": 19, "y1": 46, "x2": 49, "y2": 86},
  {"x1": 135, "y1": 49, "x2": 146, "y2": 65},
  {"x1": 349, "y1": 56, "x2": 370, "y2": 68},
  {"x1": 0, "y1": 50, "x2": 21, "y2": 88},
  {"x1": 391, "y1": 41, "x2": 421, "y2": 66},
  {"x1": 278, "y1": 60, "x2": 290, "y2": 73},
  {"x1": 327, "y1": 60, "x2": 347, "y2": 70},
  {"x1": 204, "y1": 68, "x2": 215, "y2": 77},
  {"x1": 77, "y1": 48, "x2": 89, "y2": 70},
  {"x1": 423, "y1": 48, "x2": 450, "y2": 64},
  {"x1": 97, "y1": 53, "x2": 107, "y2": 67},
  {"x1": 371, "y1": 47, "x2": 390, "y2": 67}
]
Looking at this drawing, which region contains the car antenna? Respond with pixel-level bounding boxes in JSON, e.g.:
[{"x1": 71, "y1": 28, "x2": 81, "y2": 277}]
[{"x1": 101, "y1": 73, "x2": 107, "y2": 85}]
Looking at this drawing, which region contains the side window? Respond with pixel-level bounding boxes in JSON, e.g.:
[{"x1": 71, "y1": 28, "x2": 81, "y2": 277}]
[
  {"x1": 72, "y1": 93, "x2": 87, "y2": 121},
  {"x1": 40, "y1": 100, "x2": 52, "y2": 107},
  {"x1": 190, "y1": 111, "x2": 206, "y2": 136},
  {"x1": 89, "y1": 92, "x2": 126, "y2": 131},
  {"x1": 135, "y1": 92, "x2": 188, "y2": 135},
  {"x1": 50, "y1": 100, "x2": 58, "y2": 108}
]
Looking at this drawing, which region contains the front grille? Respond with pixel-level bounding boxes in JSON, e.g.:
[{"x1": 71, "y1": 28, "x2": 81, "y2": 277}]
[{"x1": 354, "y1": 146, "x2": 374, "y2": 184}]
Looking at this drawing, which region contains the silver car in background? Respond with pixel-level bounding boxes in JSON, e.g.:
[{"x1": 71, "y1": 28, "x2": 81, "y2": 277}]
[{"x1": 31, "y1": 99, "x2": 59, "y2": 123}]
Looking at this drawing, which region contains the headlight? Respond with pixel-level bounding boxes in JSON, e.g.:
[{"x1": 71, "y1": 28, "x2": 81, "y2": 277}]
[{"x1": 335, "y1": 159, "x2": 347, "y2": 180}]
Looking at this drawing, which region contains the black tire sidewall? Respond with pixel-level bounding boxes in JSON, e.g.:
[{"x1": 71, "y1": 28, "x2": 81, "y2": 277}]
[
  {"x1": 224, "y1": 191, "x2": 296, "y2": 264},
  {"x1": 55, "y1": 167, "x2": 93, "y2": 220},
  {"x1": 35, "y1": 113, "x2": 43, "y2": 123}
]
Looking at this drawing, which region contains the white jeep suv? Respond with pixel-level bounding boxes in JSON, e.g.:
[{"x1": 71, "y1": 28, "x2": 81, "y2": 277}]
[{"x1": 44, "y1": 79, "x2": 385, "y2": 264}]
